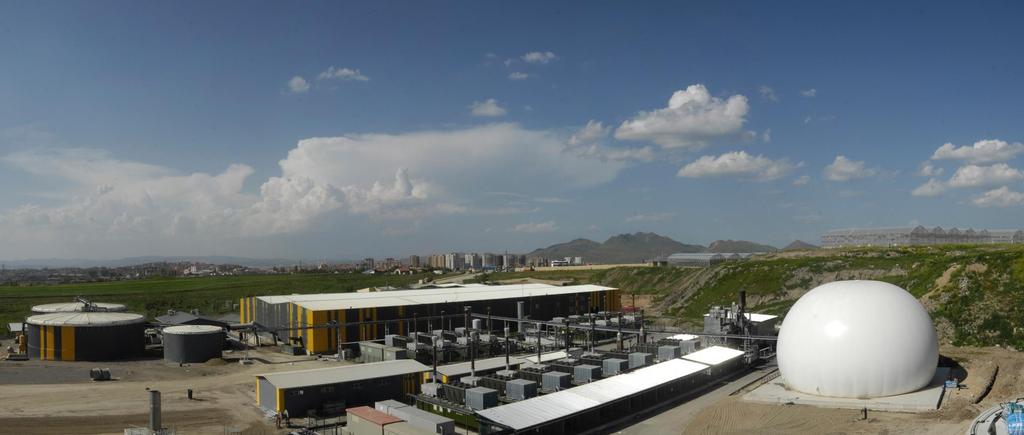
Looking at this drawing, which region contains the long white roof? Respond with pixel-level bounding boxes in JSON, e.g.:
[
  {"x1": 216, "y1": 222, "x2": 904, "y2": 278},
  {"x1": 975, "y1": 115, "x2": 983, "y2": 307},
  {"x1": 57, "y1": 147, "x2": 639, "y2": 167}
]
[
  {"x1": 258, "y1": 284, "x2": 616, "y2": 311},
  {"x1": 475, "y1": 350, "x2": 725, "y2": 430},
  {"x1": 259, "y1": 359, "x2": 430, "y2": 390},
  {"x1": 681, "y1": 346, "x2": 744, "y2": 366}
]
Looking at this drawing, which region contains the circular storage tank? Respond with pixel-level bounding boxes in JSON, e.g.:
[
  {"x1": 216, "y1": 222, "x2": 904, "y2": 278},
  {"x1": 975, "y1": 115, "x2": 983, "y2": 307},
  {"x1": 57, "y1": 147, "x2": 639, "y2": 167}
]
[
  {"x1": 162, "y1": 325, "x2": 224, "y2": 364},
  {"x1": 776, "y1": 280, "x2": 938, "y2": 398},
  {"x1": 31, "y1": 302, "x2": 128, "y2": 314},
  {"x1": 26, "y1": 312, "x2": 146, "y2": 361}
]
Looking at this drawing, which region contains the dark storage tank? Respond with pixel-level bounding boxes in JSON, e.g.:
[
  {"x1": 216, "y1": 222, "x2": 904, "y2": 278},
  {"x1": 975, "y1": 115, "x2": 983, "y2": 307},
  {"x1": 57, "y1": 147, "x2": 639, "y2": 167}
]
[
  {"x1": 26, "y1": 312, "x2": 146, "y2": 361},
  {"x1": 31, "y1": 302, "x2": 128, "y2": 314},
  {"x1": 162, "y1": 325, "x2": 224, "y2": 363}
]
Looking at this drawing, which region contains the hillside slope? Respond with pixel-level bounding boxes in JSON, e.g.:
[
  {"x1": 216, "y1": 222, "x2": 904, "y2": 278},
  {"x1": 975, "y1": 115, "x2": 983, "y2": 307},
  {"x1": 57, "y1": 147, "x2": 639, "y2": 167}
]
[{"x1": 647, "y1": 245, "x2": 1024, "y2": 348}]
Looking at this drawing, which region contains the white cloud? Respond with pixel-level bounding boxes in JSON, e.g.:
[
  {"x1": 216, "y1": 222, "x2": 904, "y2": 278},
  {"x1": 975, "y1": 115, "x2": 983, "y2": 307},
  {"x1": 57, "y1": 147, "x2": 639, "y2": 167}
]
[
  {"x1": 568, "y1": 120, "x2": 610, "y2": 146},
  {"x1": 758, "y1": 85, "x2": 778, "y2": 102},
  {"x1": 792, "y1": 175, "x2": 810, "y2": 186},
  {"x1": 469, "y1": 98, "x2": 507, "y2": 117},
  {"x1": 509, "y1": 221, "x2": 557, "y2": 233},
  {"x1": 917, "y1": 162, "x2": 944, "y2": 177},
  {"x1": 625, "y1": 212, "x2": 675, "y2": 222},
  {"x1": 973, "y1": 186, "x2": 1024, "y2": 207},
  {"x1": 677, "y1": 151, "x2": 799, "y2": 181},
  {"x1": 800, "y1": 88, "x2": 817, "y2": 97},
  {"x1": 1, "y1": 124, "x2": 631, "y2": 257},
  {"x1": 823, "y1": 155, "x2": 877, "y2": 181},
  {"x1": 317, "y1": 66, "x2": 370, "y2": 82},
  {"x1": 521, "y1": 51, "x2": 557, "y2": 64},
  {"x1": 287, "y1": 76, "x2": 310, "y2": 93},
  {"x1": 282, "y1": 123, "x2": 627, "y2": 193},
  {"x1": 614, "y1": 84, "x2": 750, "y2": 149},
  {"x1": 566, "y1": 121, "x2": 654, "y2": 162},
  {"x1": 761, "y1": 129, "x2": 772, "y2": 143},
  {"x1": 508, "y1": 72, "x2": 530, "y2": 80},
  {"x1": 911, "y1": 178, "x2": 946, "y2": 197},
  {"x1": 931, "y1": 139, "x2": 1024, "y2": 164},
  {"x1": 947, "y1": 163, "x2": 1023, "y2": 188}
]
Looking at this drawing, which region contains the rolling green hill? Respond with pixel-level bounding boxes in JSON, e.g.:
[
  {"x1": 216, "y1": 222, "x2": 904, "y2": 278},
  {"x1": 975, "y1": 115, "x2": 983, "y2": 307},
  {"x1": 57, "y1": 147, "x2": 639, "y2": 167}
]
[
  {"x1": 488, "y1": 245, "x2": 1024, "y2": 348},
  {"x1": 6, "y1": 245, "x2": 1023, "y2": 348}
]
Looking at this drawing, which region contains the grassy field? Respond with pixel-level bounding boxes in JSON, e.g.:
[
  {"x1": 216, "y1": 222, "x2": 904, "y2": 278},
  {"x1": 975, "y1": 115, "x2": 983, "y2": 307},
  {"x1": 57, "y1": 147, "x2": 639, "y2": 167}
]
[{"x1": 0, "y1": 272, "x2": 432, "y2": 327}]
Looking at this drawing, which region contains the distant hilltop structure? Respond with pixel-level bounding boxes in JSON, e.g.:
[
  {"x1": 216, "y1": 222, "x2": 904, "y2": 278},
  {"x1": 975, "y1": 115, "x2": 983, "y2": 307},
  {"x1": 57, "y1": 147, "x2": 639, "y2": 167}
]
[{"x1": 822, "y1": 226, "x2": 1024, "y2": 248}]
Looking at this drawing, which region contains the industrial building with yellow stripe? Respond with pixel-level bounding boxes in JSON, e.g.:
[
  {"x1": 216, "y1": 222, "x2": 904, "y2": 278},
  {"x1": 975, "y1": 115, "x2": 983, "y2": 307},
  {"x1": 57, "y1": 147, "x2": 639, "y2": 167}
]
[{"x1": 240, "y1": 283, "x2": 621, "y2": 355}]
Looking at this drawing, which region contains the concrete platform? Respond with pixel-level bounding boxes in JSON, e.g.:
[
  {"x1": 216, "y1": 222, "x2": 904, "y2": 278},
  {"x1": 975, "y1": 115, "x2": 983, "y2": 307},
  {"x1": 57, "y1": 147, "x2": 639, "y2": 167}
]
[{"x1": 743, "y1": 367, "x2": 949, "y2": 413}]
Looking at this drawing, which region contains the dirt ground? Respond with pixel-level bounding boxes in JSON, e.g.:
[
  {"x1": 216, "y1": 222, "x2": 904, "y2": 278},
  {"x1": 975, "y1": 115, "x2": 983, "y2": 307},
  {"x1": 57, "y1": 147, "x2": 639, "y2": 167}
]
[
  {"x1": 0, "y1": 345, "x2": 337, "y2": 435},
  {"x1": 682, "y1": 346, "x2": 1024, "y2": 435}
]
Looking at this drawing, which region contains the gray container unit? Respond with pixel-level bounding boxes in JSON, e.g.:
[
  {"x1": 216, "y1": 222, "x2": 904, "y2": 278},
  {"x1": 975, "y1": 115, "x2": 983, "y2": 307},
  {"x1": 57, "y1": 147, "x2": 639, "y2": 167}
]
[
  {"x1": 517, "y1": 365, "x2": 548, "y2": 384},
  {"x1": 658, "y1": 345, "x2": 682, "y2": 361},
  {"x1": 505, "y1": 379, "x2": 537, "y2": 401},
  {"x1": 360, "y1": 342, "x2": 409, "y2": 363},
  {"x1": 465, "y1": 387, "x2": 498, "y2": 410},
  {"x1": 542, "y1": 371, "x2": 571, "y2": 391},
  {"x1": 602, "y1": 358, "x2": 628, "y2": 376},
  {"x1": 676, "y1": 339, "x2": 698, "y2": 355},
  {"x1": 375, "y1": 400, "x2": 456, "y2": 434},
  {"x1": 628, "y1": 352, "x2": 653, "y2": 369},
  {"x1": 573, "y1": 364, "x2": 601, "y2": 383},
  {"x1": 163, "y1": 325, "x2": 224, "y2": 363}
]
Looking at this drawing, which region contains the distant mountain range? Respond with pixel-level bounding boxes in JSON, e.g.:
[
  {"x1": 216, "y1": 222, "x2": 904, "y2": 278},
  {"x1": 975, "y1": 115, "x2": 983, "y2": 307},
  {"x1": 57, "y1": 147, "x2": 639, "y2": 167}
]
[
  {"x1": 0, "y1": 256, "x2": 299, "y2": 269},
  {"x1": 706, "y1": 239, "x2": 778, "y2": 253},
  {"x1": 783, "y1": 240, "x2": 821, "y2": 251},
  {"x1": 528, "y1": 232, "x2": 776, "y2": 264}
]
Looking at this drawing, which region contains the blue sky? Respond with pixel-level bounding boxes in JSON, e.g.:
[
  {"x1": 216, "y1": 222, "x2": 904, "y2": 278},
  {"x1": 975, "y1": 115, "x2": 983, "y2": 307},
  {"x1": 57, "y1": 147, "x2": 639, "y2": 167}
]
[{"x1": 2, "y1": 1, "x2": 1023, "y2": 260}]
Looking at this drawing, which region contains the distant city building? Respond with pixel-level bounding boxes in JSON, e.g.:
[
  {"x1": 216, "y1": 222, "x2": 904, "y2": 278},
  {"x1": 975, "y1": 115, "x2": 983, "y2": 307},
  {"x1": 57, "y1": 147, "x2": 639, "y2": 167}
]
[
  {"x1": 444, "y1": 252, "x2": 465, "y2": 271},
  {"x1": 408, "y1": 255, "x2": 420, "y2": 268},
  {"x1": 464, "y1": 253, "x2": 482, "y2": 270},
  {"x1": 482, "y1": 253, "x2": 496, "y2": 268},
  {"x1": 363, "y1": 258, "x2": 375, "y2": 270},
  {"x1": 821, "y1": 226, "x2": 1024, "y2": 248}
]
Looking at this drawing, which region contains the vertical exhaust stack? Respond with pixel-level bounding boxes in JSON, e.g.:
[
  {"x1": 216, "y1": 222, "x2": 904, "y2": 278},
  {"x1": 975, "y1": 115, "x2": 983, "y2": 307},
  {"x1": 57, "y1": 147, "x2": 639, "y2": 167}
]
[
  {"x1": 149, "y1": 390, "x2": 161, "y2": 434},
  {"x1": 504, "y1": 326, "x2": 511, "y2": 371},
  {"x1": 432, "y1": 336, "x2": 439, "y2": 383},
  {"x1": 536, "y1": 321, "x2": 542, "y2": 363},
  {"x1": 516, "y1": 301, "x2": 525, "y2": 333},
  {"x1": 472, "y1": 331, "x2": 480, "y2": 377},
  {"x1": 617, "y1": 313, "x2": 623, "y2": 351},
  {"x1": 564, "y1": 319, "x2": 570, "y2": 353}
]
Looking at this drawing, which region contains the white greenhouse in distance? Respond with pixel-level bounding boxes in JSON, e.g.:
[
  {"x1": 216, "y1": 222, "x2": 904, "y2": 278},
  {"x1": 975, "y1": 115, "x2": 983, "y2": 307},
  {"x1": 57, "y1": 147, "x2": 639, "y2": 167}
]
[{"x1": 776, "y1": 280, "x2": 938, "y2": 399}]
